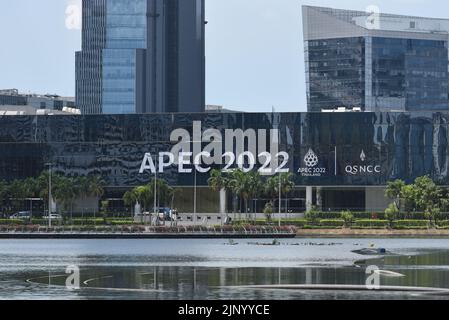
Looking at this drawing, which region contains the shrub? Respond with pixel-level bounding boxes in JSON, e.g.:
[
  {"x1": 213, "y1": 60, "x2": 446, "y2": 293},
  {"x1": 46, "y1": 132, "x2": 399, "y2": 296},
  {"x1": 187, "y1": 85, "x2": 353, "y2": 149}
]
[
  {"x1": 71, "y1": 218, "x2": 105, "y2": 226},
  {"x1": 0, "y1": 219, "x2": 23, "y2": 225},
  {"x1": 385, "y1": 203, "x2": 399, "y2": 222},
  {"x1": 392, "y1": 220, "x2": 430, "y2": 229},
  {"x1": 109, "y1": 220, "x2": 138, "y2": 226},
  {"x1": 353, "y1": 219, "x2": 389, "y2": 229},
  {"x1": 437, "y1": 220, "x2": 449, "y2": 228},
  {"x1": 305, "y1": 208, "x2": 321, "y2": 224},
  {"x1": 263, "y1": 202, "x2": 273, "y2": 222},
  {"x1": 319, "y1": 219, "x2": 345, "y2": 228},
  {"x1": 340, "y1": 211, "x2": 354, "y2": 227},
  {"x1": 281, "y1": 219, "x2": 308, "y2": 227}
]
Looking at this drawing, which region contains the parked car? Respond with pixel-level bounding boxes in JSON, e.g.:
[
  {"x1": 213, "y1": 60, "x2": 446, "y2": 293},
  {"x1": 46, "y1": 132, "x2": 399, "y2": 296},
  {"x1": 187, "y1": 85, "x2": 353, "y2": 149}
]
[
  {"x1": 43, "y1": 214, "x2": 63, "y2": 220},
  {"x1": 9, "y1": 211, "x2": 32, "y2": 220}
]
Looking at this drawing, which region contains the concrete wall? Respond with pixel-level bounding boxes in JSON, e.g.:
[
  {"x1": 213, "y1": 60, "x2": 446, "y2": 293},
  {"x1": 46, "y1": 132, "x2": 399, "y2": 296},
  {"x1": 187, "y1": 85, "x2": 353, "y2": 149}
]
[
  {"x1": 72, "y1": 196, "x2": 100, "y2": 214},
  {"x1": 365, "y1": 187, "x2": 390, "y2": 212}
]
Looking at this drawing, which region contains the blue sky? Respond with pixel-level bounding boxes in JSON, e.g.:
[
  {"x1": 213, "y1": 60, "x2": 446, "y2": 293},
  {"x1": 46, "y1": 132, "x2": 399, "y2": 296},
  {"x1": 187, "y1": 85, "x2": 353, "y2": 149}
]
[{"x1": 0, "y1": 0, "x2": 444, "y2": 112}]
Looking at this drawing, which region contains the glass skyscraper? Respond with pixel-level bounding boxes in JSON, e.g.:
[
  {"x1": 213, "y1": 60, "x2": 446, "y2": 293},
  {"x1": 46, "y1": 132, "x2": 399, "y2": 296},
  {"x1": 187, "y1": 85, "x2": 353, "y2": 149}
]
[
  {"x1": 76, "y1": 0, "x2": 205, "y2": 115},
  {"x1": 302, "y1": 6, "x2": 449, "y2": 113}
]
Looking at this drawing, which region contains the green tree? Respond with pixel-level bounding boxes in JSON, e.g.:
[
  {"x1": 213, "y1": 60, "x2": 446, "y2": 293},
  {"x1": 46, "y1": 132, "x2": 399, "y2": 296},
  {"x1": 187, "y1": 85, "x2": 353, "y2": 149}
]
[
  {"x1": 52, "y1": 176, "x2": 75, "y2": 220},
  {"x1": 341, "y1": 210, "x2": 354, "y2": 228},
  {"x1": 264, "y1": 172, "x2": 295, "y2": 214},
  {"x1": 386, "y1": 179, "x2": 406, "y2": 210},
  {"x1": 385, "y1": 203, "x2": 399, "y2": 227},
  {"x1": 36, "y1": 171, "x2": 55, "y2": 213},
  {"x1": 425, "y1": 207, "x2": 441, "y2": 226},
  {"x1": 413, "y1": 176, "x2": 442, "y2": 213},
  {"x1": 88, "y1": 176, "x2": 105, "y2": 199},
  {"x1": 7, "y1": 180, "x2": 26, "y2": 212},
  {"x1": 263, "y1": 201, "x2": 274, "y2": 222},
  {"x1": 0, "y1": 180, "x2": 7, "y2": 214},
  {"x1": 208, "y1": 169, "x2": 228, "y2": 193},
  {"x1": 401, "y1": 184, "x2": 418, "y2": 218},
  {"x1": 152, "y1": 179, "x2": 174, "y2": 208},
  {"x1": 305, "y1": 206, "x2": 320, "y2": 225},
  {"x1": 246, "y1": 171, "x2": 263, "y2": 220},
  {"x1": 227, "y1": 169, "x2": 247, "y2": 218},
  {"x1": 123, "y1": 189, "x2": 138, "y2": 216},
  {"x1": 135, "y1": 185, "x2": 153, "y2": 212}
]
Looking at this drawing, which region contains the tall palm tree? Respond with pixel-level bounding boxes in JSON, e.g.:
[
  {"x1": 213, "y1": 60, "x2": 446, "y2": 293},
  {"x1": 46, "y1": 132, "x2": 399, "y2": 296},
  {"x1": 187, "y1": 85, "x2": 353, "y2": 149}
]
[
  {"x1": 87, "y1": 176, "x2": 105, "y2": 217},
  {"x1": 228, "y1": 170, "x2": 249, "y2": 220},
  {"x1": 264, "y1": 172, "x2": 295, "y2": 214},
  {"x1": 123, "y1": 189, "x2": 138, "y2": 217},
  {"x1": 208, "y1": 169, "x2": 228, "y2": 193},
  {"x1": 0, "y1": 181, "x2": 7, "y2": 215},
  {"x1": 8, "y1": 180, "x2": 26, "y2": 212},
  {"x1": 208, "y1": 169, "x2": 230, "y2": 214},
  {"x1": 22, "y1": 177, "x2": 38, "y2": 219},
  {"x1": 52, "y1": 176, "x2": 74, "y2": 220},
  {"x1": 246, "y1": 171, "x2": 263, "y2": 220},
  {"x1": 152, "y1": 179, "x2": 174, "y2": 208},
  {"x1": 88, "y1": 176, "x2": 105, "y2": 199},
  {"x1": 135, "y1": 185, "x2": 153, "y2": 212}
]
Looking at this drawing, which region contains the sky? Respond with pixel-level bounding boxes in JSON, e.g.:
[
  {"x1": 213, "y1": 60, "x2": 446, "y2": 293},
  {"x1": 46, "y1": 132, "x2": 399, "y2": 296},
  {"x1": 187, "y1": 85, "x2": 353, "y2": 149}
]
[{"x1": 0, "y1": 0, "x2": 447, "y2": 113}]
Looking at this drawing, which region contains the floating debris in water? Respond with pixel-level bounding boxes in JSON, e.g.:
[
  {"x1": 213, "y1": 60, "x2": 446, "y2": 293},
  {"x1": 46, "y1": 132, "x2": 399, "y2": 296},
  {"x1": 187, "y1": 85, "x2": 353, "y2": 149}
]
[{"x1": 247, "y1": 241, "x2": 344, "y2": 247}]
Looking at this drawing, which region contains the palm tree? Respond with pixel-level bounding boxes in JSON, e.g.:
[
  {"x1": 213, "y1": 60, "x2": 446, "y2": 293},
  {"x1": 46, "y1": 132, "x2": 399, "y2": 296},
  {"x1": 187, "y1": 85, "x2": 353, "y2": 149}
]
[
  {"x1": 227, "y1": 170, "x2": 244, "y2": 219},
  {"x1": 36, "y1": 172, "x2": 50, "y2": 212},
  {"x1": 135, "y1": 185, "x2": 153, "y2": 212},
  {"x1": 264, "y1": 176, "x2": 279, "y2": 206},
  {"x1": 123, "y1": 189, "x2": 138, "y2": 217},
  {"x1": 0, "y1": 181, "x2": 7, "y2": 215},
  {"x1": 208, "y1": 169, "x2": 228, "y2": 193},
  {"x1": 264, "y1": 173, "x2": 295, "y2": 215},
  {"x1": 52, "y1": 176, "x2": 69, "y2": 220},
  {"x1": 152, "y1": 179, "x2": 174, "y2": 208},
  {"x1": 246, "y1": 171, "x2": 262, "y2": 221},
  {"x1": 88, "y1": 176, "x2": 105, "y2": 199},
  {"x1": 87, "y1": 176, "x2": 105, "y2": 218},
  {"x1": 208, "y1": 169, "x2": 230, "y2": 214},
  {"x1": 22, "y1": 177, "x2": 38, "y2": 219},
  {"x1": 170, "y1": 188, "x2": 183, "y2": 209},
  {"x1": 8, "y1": 180, "x2": 26, "y2": 212}
]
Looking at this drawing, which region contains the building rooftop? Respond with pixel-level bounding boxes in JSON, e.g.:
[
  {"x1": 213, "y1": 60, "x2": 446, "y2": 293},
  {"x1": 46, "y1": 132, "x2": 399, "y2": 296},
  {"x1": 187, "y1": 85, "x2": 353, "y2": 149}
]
[
  {"x1": 0, "y1": 105, "x2": 79, "y2": 116},
  {"x1": 303, "y1": 5, "x2": 449, "y2": 41}
]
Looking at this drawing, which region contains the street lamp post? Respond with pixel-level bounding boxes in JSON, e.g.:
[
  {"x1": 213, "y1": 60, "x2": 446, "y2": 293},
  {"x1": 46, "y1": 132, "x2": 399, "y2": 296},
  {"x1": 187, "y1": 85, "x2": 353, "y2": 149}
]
[
  {"x1": 278, "y1": 174, "x2": 281, "y2": 228},
  {"x1": 153, "y1": 155, "x2": 157, "y2": 226},
  {"x1": 194, "y1": 168, "x2": 197, "y2": 225}
]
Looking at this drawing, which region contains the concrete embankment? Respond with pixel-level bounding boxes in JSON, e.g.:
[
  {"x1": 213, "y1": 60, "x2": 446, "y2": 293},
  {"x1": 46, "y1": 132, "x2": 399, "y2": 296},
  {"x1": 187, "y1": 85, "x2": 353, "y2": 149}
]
[
  {"x1": 297, "y1": 228, "x2": 449, "y2": 238},
  {"x1": 0, "y1": 232, "x2": 296, "y2": 240}
]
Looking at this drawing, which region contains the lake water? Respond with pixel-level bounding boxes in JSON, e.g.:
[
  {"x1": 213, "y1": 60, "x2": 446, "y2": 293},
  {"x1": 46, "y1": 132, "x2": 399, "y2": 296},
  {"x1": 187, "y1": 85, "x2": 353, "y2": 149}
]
[{"x1": 1, "y1": 238, "x2": 449, "y2": 300}]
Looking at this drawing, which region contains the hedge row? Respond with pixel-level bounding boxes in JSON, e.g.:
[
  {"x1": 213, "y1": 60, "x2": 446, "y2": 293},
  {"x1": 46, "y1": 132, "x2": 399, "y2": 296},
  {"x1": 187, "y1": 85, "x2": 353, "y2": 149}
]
[
  {"x1": 353, "y1": 220, "x2": 389, "y2": 229},
  {"x1": 318, "y1": 219, "x2": 345, "y2": 227},
  {"x1": 392, "y1": 220, "x2": 430, "y2": 229}
]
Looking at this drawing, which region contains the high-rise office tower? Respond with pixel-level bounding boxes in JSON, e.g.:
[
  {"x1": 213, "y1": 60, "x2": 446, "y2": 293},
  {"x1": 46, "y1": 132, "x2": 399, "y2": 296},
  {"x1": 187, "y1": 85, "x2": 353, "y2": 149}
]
[
  {"x1": 76, "y1": 0, "x2": 205, "y2": 114},
  {"x1": 303, "y1": 6, "x2": 449, "y2": 112}
]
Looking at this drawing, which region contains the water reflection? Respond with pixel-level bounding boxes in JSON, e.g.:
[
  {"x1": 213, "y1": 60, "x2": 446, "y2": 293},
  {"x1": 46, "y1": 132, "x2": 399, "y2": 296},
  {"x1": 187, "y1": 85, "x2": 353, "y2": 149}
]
[{"x1": 1, "y1": 239, "x2": 449, "y2": 300}]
